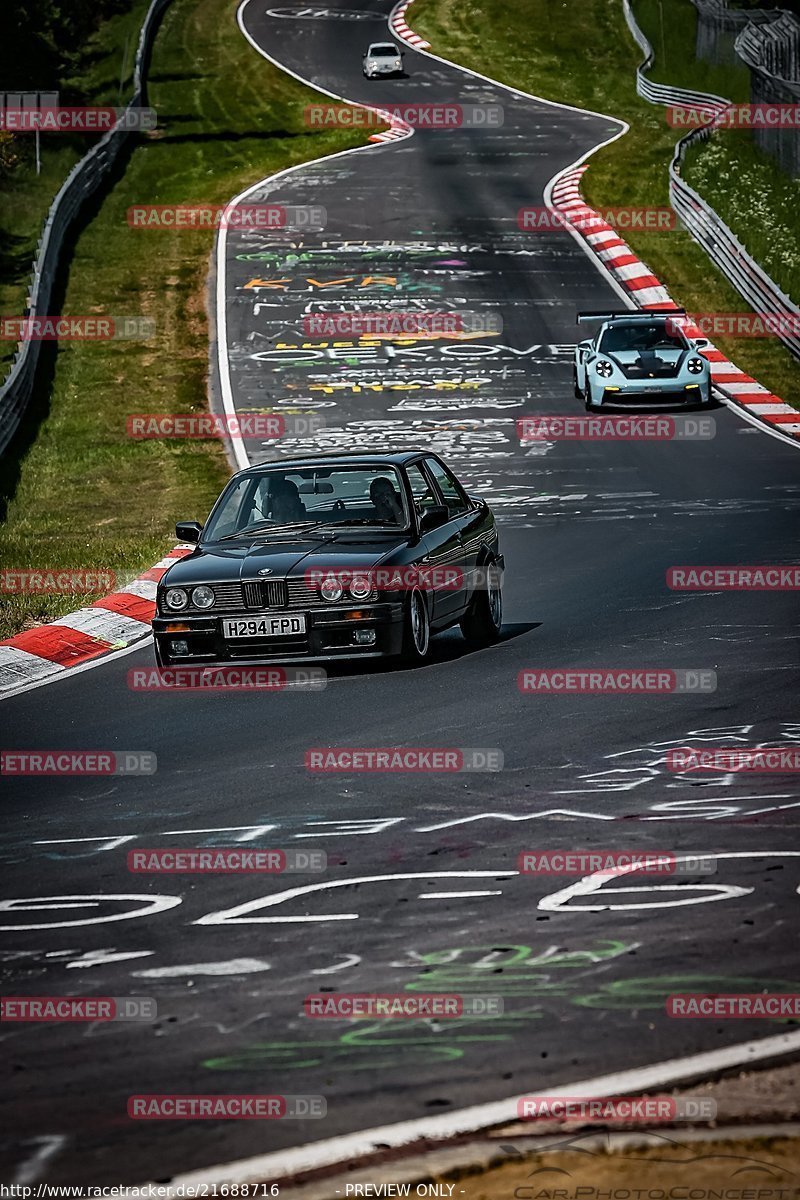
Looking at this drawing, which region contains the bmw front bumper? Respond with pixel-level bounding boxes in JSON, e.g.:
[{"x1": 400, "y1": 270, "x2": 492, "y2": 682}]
[{"x1": 152, "y1": 603, "x2": 405, "y2": 666}]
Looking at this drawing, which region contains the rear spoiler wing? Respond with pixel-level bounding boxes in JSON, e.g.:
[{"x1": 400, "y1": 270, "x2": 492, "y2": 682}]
[{"x1": 577, "y1": 309, "x2": 686, "y2": 324}]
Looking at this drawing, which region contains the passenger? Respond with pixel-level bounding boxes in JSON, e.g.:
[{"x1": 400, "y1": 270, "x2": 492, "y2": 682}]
[
  {"x1": 269, "y1": 478, "x2": 306, "y2": 523},
  {"x1": 370, "y1": 477, "x2": 403, "y2": 525}
]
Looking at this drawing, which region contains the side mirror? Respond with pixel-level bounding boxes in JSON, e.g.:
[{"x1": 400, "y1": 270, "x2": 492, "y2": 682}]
[
  {"x1": 175, "y1": 520, "x2": 202, "y2": 544},
  {"x1": 577, "y1": 339, "x2": 593, "y2": 358},
  {"x1": 419, "y1": 505, "x2": 449, "y2": 533},
  {"x1": 693, "y1": 338, "x2": 709, "y2": 349}
]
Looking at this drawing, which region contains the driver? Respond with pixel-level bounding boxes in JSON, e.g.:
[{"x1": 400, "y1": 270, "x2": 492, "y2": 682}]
[
  {"x1": 370, "y1": 477, "x2": 403, "y2": 525},
  {"x1": 269, "y1": 478, "x2": 306, "y2": 523}
]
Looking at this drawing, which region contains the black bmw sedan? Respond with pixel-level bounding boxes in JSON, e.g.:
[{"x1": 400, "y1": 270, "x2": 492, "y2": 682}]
[{"x1": 152, "y1": 451, "x2": 504, "y2": 666}]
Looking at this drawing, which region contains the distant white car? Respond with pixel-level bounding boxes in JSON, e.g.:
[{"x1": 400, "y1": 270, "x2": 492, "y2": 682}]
[{"x1": 363, "y1": 42, "x2": 405, "y2": 78}]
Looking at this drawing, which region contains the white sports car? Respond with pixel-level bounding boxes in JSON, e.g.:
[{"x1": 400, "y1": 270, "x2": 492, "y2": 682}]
[
  {"x1": 362, "y1": 42, "x2": 405, "y2": 78},
  {"x1": 574, "y1": 310, "x2": 712, "y2": 411}
]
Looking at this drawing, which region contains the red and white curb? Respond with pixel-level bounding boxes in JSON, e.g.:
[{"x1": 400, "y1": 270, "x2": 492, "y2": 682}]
[
  {"x1": 389, "y1": 0, "x2": 430, "y2": 48},
  {"x1": 550, "y1": 165, "x2": 800, "y2": 439},
  {"x1": 368, "y1": 105, "x2": 413, "y2": 144},
  {"x1": 0, "y1": 546, "x2": 193, "y2": 697}
]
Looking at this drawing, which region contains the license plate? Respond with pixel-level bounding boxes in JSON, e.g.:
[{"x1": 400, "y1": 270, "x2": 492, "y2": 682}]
[{"x1": 222, "y1": 615, "x2": 306, "y2": 639}]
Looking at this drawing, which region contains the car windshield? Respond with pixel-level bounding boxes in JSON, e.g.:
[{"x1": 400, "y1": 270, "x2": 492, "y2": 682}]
[
  {"x1": 204, "y1": 466, "x2": 410, "y2": 541},
  {"x1": 369, "y1": 45, "x2": 398, "y2": 56},
  {"x1": 599, "y1": 323, "x2": 686, "y2": 353}
]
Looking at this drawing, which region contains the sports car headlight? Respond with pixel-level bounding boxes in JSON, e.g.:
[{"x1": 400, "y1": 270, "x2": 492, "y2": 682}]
[
  {"x1": 349, "y1": 575, "x2": 373, "y2": 601},
  {"x1": 165, "y1": 587, "x2": 188, "y2": 610},
  {"x1": 191, "y1": 585, "x2": 215, "y2": 609},
  {"x1": 595, "y1": 360, "x2": 614, "y2": 378},
  {"x1": 320, "y1": 575, "x2": 344, "y2": 602},
  {"x1": 687, "y1": 357, "x2": 705, "y2": 374}
]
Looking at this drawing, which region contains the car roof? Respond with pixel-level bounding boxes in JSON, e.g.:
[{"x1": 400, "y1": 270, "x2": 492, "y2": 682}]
[{"x1": 234, "y1": 451, "x2": 430, "y2": 479}]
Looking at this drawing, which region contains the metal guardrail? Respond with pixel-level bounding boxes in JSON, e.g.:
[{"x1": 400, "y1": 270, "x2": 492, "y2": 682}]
[
  {"x1": 621, "y1": 0, "x2": 800, "y2": 361},
  {"x1": 736, "y1": 14, "x2": 800, "y2": 176},
  {"x1": 0, "y1": 0, "x2": 172, "y2": 457}
]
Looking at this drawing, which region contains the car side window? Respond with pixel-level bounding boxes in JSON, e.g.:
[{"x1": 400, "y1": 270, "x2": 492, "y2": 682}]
[
  {"x1": 424, "y1": 458, "x2": 469, "y2": 518},
  {"x1": 406, "y1": 464, "x2": 439, "y2": 517}
]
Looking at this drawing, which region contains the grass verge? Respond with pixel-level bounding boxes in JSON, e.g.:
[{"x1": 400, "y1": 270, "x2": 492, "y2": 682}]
[
  {"x1": 0, "y1": 0, "x2": 367, "y2": 640},
  {"x1": 0, "y1": 0, "x2": 153, "y2": 377},
  {"x1": 410, "y1": 0, "x2": 800, "y2": 408}
]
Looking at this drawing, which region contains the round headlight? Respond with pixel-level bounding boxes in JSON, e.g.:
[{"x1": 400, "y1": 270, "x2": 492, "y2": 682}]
[
  {"x1": 191, "y1": 585, "x2": 215, "y2": 609},
  {"x1": 595, "y1": 360, "x2": 614, "y2": 378},
  {"x1": 320, "y1": 575, "x2": 344, "y2": 602},
  {"x1": 687, "y1": 357, "x2": 705, "y2": 374},
  {"x1": 349, "y1": 574, "x2": 373, "y2": 601},
  {"x1": 165, "y1": 588, "x2": 188, "y2": 610}
]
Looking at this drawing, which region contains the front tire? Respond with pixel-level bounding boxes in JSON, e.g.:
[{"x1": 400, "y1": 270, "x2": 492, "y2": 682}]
[
  {"x1": 401, "y1": 588, "x2": 431, "y2": 663},
  {"x1": 460, "y1": 560, "x2": 503, "y2": 646},
  {"x1": 573, "y1": 366, "x2": 584, "y2": 400}
]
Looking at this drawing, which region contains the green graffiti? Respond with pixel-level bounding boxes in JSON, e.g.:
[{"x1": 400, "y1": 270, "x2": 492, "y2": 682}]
[
  {"x1": 574, "y1": 975, "x2": 800, "y2": 1012},
  {"x1": 201, "y1": 942, "x2": 633, "y2": 1074}
]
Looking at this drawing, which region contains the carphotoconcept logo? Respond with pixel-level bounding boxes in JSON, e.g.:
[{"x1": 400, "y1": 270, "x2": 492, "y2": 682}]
[
  {"x1": 0, "y1": 316, "x2": 154, "y2": 340},
  {"x1": 0, "y1": 569, "x2": 116, "y2": 595},
  {"x1": 127, "y1": 204, "x2": 326, "y2": 231},
  {"x1": 128, "y1": 1094, "x2": 326, "y2": 1119},
  {"x1": 518, "y1": 851, "x2": 717, "y2": 876},
  {"x1": 518, "y1": 670, "x2": 716, "y2": 694},
  {"x1": 127, "y1": 667, "x2": 327, "y2": 692},
  {"x1": 667, "y1": 565, "x2": 800, "y2": 590},
  {"x1": 518, "y1": 415, "x2": 714, "y2": 442},
  {"x1": 304, "y1": 103, "x2": 504, "y2": 129},
  {"x1": 1, "y1": 751, "x2": 157, "y2": 776},
  {"x1": 1, "y1": 996, "x2": 156, "y2": 1022},
  {"x1": 304, "y1": 993, "x2": 503, "y2": 1017},
  {"x1": 128, "y1": 848, "x2": 326, "y2": 873},
  {"x1": 126, "y1": 414, "x2": 325, "y2": 439},
  {"x1": 305, "y1": 747, "x2": 503, "y2": 772}
]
